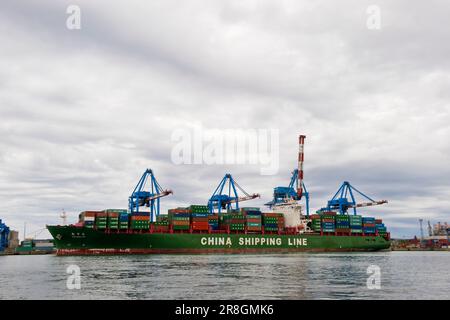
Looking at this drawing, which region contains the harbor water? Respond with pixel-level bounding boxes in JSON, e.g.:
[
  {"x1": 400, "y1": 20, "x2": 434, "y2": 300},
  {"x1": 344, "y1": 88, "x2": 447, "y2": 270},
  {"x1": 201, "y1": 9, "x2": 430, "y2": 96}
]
[{"x1": 0, "y1": 251, "x2": 448, "y2": 300}]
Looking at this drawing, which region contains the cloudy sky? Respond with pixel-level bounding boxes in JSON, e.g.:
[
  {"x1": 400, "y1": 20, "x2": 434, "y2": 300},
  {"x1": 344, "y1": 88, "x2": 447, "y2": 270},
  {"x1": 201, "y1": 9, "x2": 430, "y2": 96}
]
[{"x1": 1, "y1": 0, "x2": 449, "y2": 239}]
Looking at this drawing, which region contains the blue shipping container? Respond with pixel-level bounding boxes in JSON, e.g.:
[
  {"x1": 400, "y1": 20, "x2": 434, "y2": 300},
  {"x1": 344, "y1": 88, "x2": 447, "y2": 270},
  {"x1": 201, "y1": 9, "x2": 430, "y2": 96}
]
[{"x1": 192, "y1": 213, "x2": 209, "y2": 217}]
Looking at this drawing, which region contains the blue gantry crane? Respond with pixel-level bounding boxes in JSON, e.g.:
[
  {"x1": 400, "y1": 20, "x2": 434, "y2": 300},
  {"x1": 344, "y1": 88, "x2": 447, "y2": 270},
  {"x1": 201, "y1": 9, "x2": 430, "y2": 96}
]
[
  {"x1": 208, "y1": 174, "x2": 260, "y2": 214},
  {"x1": 319, "y1": 181, "x2": 387, "y2": 215},
  {"x1": 128, "y1": 169, "x2": 172, "y2": 222},
  {"x1": 264, "y1": 135, "x2": 310, "y2": 216},
  {"x1": 0, "y1": 219, "x2": 10, "y2": 252},
  {"x1": 264, "y1": 169, "x2": 310, "y2": 216}
]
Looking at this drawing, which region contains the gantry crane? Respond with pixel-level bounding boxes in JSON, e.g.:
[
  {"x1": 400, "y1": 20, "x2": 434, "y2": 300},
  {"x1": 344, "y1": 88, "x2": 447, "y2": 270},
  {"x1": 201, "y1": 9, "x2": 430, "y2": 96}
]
[
  {"x1": 265, "y1": 169, "x2": 310, "y2": 216},
  {"x1": 419, "y1": 219, "x2": 425, "y2": 240},
  {"x1": 208, "y1": 174, "x2": 260, "y2": 214},
  {"x1": 265, "y1": 135, "x2": 310, "y2": 216},
  {"x1": 128, "y1": 169, "x2": 172, "y2": 222},
  {"x1": 427, "y1": 220, "x2": 433, "y2": 237},
  {"x1": 0, "y1": 219, "x2": 10, "y2": 251},
  {"x1": 319, "y1": 181, "x2": 387, "y2": 215}
]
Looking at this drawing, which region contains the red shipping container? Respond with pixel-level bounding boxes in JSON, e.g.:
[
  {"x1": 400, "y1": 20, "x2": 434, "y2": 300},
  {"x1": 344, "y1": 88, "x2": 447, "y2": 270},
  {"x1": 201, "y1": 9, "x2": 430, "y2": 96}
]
[
  {"x1": 363, "y1": 223, "x2": 376, "y2": 228},
  {"x1": 131, "y1": 216, "x2": 150, "y2": 221},
  {"x1": 192, "y1": 222, "x2": 209, "y2": 230},
  {"x1": 107, "y1": 212, "x2": 120, "y2": 218},
  {"x1": 172, "y1": 220, "x2": 190, "y2": 226},
  {"x1": 169, "y1": 208, "x2": 190, "y2": 214}
]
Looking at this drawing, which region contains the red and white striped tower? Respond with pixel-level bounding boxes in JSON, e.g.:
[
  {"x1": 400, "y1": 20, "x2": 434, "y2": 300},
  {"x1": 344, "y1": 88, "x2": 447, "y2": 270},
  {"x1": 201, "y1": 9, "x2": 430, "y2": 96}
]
[{"x1": 297, "y1": 135, "x2": 306, "y2": 199}]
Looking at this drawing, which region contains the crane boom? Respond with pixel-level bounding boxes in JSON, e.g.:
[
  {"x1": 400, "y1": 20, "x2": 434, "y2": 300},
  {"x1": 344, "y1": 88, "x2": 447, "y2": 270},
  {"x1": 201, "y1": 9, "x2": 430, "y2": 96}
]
[
  {"x1": 347, "y1": 200, "x2": 388, "y2": 209},
  {"x1": 224, "y1": 193, "x2": 260, "y2": 204},
  {"x1": 208, "y1": 174, "x2": 259, "y2": 213},
  {"x1": 143, "y1": 190, "x2": 173, "y2": 203},
  {"x1": 320, "y1": 181, "x2": 388, "y2": 215},
  {"x1": 129, "y1": 169, "x2": 172, "y2": 222}
]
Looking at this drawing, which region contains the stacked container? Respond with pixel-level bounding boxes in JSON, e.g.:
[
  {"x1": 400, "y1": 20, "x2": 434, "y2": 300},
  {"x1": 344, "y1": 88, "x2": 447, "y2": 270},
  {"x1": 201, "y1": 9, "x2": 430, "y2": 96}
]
[
  {"x1": 240, "y1": 207, "x2": 260, "y2": 212},
  {"x1": 95, "y1": 212, "x2": 108, "y2": 229},
  {"x1": 119, "y1": 213, "x2": 129, "y2": 230},
  {"x1": 170, "y1": 213, "x2": 190, "y2": 231},
  {"x1": 321, "y1": 212, "x2": 336, "y2": 233},
  {"x1": 130, "y1": 212, "x2": 150, "y2": 230},
  {"x1": 168, "y1": 207, "x2": 190, "y2": 215},
  {"x1": 21, "y1": 240, "x2": 33, "y2": 251},
  {"x1": 220, "y1": 213, "x2": 246, "y2": 231},
  {"x1": 349, "y1": 215, "x2": 363, "y2": 234},
  {"x1": 242, "y1": 208, "x2": 262, "y2": 232},
  {"x1": 34, "y1": 239, "x2": 54, "y2": 251},
  {"x1": 168, "y1": 208, "x2": 190, "y2": 230},
  {"x1": 335, "y1": 215, "x2": 350, "y2": 232},
  {"x1": 107, "y1": 212, "x2": 119, "y2": 229},
  {"x1": 230, "y1": 213, "x2": 246, "y2": 231},
  {"x1": 362, "y1": 217, "x2": 376, "y2": 234},
  {"x1": 375, "y1": 219, "x2": 387, "y2": 236},
  {"x1": 155, "y1": 214, "x2": 169, "y2": 231},
  {"x1": 189, "y1": 205, "x2": 210, "y2": 231},
  {"x1": 103, "y1": 209, "x2": 128, "y2": 214},
  {"x1": 262, "y1": 213, "x2": 284, "y2": 232},
  {"x1": 310, "y1": 214, "x2": 322, "y2": 232},
  {"x1": 191, "y1": 213, "x2": 209, "y2": 231},
  {"x1": 79, "y1": 211, "x2": 99, "y2": 228},
  {"x1": 208, "y1": 215, "x2": 219, "y2": 230},
  {"x1": 189, "y1": 205, "x2": 209, "y2": 214}
]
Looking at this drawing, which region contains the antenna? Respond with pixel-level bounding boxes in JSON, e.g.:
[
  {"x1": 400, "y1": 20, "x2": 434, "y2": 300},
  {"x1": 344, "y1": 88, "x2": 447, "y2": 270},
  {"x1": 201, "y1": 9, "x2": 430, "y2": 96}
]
[{"x1": 60, "y1": 209, "x2": 67, "y2": 225}]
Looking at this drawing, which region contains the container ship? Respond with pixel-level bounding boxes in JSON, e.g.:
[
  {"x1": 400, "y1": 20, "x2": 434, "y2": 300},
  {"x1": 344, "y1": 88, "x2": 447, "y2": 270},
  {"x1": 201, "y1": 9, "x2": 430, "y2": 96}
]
[{"x1": 47, "y1": 135, "x2": 391, "y2": 255}]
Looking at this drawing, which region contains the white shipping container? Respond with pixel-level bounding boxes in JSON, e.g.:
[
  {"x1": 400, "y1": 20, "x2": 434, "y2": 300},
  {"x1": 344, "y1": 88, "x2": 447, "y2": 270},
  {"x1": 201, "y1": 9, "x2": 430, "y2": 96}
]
[{"x1": 35, "y1": 242, "x2": 54, "y2": 247}]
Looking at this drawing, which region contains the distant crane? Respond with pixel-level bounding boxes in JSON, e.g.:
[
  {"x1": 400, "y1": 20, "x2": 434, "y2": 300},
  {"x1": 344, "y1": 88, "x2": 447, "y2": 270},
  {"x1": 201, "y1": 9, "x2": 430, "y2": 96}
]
[
  {"x1": 419, "y1": 219, "x2": 425, "y2": 240},
  {"x1": 128, "y1": 169, "x2": 172, "y2": 222},
  {"x1": 427, "y1": 220, "x2": 433, "y2": 237},
  {"x1": 0, "y1": 219, "x2": 10, "y2": 251},
  {"x1": 319, "y1": 181, "x2": 387, "y2": 215},
  {"x1": 208, "y1": 174, "x2": 259, "y2": 214},
  {"x1": 25, "y1": 227, "x2": 48, "y2": 240}
]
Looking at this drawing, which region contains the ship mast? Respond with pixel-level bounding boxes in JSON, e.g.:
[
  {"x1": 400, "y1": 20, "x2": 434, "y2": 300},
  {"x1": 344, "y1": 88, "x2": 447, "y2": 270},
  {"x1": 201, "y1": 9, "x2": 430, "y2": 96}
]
[
  {"x1": 60, "y1": 209, "x2": 67, "y2": 225},
  {"x1": 297, "y1": 135, "x2": 306, "y2": 199}
]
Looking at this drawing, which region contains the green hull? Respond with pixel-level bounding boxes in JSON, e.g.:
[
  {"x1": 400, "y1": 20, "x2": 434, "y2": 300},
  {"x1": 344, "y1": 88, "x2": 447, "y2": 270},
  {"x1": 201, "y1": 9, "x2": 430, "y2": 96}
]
[{"x1": 47, "y1": 225, "x2": 390, "y2": 255}]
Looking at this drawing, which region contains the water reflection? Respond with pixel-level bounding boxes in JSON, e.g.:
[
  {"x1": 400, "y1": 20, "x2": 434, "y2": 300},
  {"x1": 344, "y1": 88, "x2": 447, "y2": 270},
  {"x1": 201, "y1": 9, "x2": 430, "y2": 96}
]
[{"x1": 0, "y1": 252, "x2": 448, "y2": 300}]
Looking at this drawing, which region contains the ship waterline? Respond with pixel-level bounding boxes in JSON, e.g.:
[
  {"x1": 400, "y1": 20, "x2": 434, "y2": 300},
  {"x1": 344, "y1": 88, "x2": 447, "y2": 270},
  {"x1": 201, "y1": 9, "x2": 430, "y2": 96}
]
[{"x1": 47, "y1": 226, "x2": 391, "y2": 255}]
